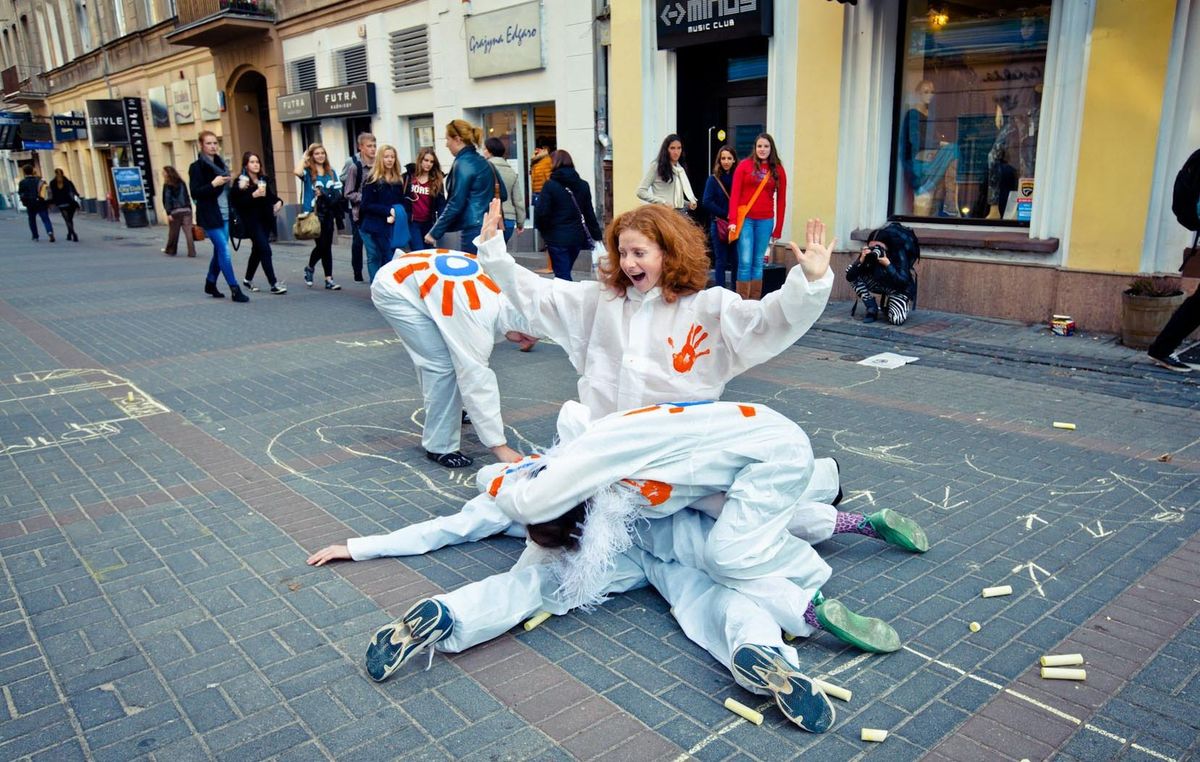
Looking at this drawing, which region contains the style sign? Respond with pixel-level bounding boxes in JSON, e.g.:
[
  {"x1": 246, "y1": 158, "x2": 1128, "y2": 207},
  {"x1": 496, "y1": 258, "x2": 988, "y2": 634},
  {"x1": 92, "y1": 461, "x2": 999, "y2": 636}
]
[
  {"x1": 464, "y1": 0, "x2": 543, "y2": 79},
  {"x1": 312, "y1": 83, "x2": 376, "y2": 118},
  {"x1": 112, "y1": 166, "x2": 147, "y2": 205},
  {"x1": 656, "y1": 0, "x2": 773, "y2": 50},
  {"x1": 86, "y1": 99, "x2": 130, "y2": 144}
]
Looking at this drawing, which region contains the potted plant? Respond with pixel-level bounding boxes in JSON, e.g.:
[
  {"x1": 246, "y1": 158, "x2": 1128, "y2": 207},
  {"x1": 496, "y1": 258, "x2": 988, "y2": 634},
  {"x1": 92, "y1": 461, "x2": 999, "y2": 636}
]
[{"x1": 1121, "y1": 275, "x2": 1185, "y2": 349}]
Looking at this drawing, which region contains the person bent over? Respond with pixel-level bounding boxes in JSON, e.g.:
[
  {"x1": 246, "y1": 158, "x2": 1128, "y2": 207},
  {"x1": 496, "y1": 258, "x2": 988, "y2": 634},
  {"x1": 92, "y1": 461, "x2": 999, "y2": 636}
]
[{"x1": 846, "y1": 222, "x2": 920, "y2": 325}]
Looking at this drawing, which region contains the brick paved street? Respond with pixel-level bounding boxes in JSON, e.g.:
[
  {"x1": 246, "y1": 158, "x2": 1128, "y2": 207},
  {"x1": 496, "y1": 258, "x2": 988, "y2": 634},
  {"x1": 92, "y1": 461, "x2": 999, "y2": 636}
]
[{"x1": 1, "y1": 211, "x2": 1197, "y2": 761}]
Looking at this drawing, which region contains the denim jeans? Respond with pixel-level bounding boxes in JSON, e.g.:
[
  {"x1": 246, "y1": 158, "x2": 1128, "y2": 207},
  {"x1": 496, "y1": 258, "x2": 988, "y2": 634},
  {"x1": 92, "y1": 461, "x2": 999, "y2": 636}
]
[
  {"x1": 26, "y1": 206, "x2": 53, "y2": 238},
  {"x1": 736, "y1": 217, "x2": 773, "y2": 281},
  {"x1": 410, "y1": 219, "x2": 435, "y2": 251},
  {"x1": 503, "y1": 220, "x2": 515, "y2": 242},
  {"x1": 710, "y1": 221, "x2": 734, "y2": 289},
  {"x1": 205, "y1": 225, "x2": 238, "y2": 286},
  {"x1": 363, "y1": 232, "x2": 395, "y2": 283},
  {"x1": 459, "y1": 224, "x2": 482, "y2": 255}
]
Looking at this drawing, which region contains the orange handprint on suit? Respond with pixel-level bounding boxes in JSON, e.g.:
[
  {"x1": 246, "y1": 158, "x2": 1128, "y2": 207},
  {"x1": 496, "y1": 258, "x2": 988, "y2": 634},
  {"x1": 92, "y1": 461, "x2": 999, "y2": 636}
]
[{"x1": 667, "y1": 323, "x2": 711, "y2": 373}]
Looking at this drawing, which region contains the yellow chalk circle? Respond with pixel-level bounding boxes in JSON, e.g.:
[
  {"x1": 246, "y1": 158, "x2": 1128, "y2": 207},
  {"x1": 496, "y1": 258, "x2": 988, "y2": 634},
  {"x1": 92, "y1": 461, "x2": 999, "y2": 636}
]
[
  {"x1": 861, "y1": 728, "x2": 888, "y2": 742},
  {"x1": 1040, "y1": 653, "x2": 1084, "y2": 667},
  {"x1": 813, "y1": 678, "x2": 852, "y2": 702},
  {"x1": 724, "y1": 697, "x2": 763, "y2": 725},
  {"x1": 968, "y1": 621, "x2": 981, "y2": 632},
  {"x1": 1052, "y1": 421, "x2": 1076, "y2": 430},
  {"x1": 981, "y1": 585, "x2": 1013, "y2": 598},
  {"x1": 1041, "y1": 667, "x2": 1086, "y2": 681},
  {"x1": 522, "y1": 611, "x2": 552, "y2": 631}
]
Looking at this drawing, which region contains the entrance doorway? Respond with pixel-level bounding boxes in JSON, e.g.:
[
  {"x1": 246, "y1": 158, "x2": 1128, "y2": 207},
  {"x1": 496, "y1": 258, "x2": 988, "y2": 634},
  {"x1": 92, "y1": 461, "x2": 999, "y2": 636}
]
[
  {"x1": 674, "y1": 37, "x2": 769, "y2": 217},
  {"x1": 231, "y1": 70, "x2": 275, "y2": 178},
  {"x1": 481, "y1": 103, "x2": 556, "y2": 253}
]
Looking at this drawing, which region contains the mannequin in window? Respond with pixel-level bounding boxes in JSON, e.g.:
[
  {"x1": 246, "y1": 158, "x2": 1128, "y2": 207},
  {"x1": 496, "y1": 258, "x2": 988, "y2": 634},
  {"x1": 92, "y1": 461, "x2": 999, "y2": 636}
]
[{"x1": 899, "y1": 80, "x2": 957, "y2": 216}]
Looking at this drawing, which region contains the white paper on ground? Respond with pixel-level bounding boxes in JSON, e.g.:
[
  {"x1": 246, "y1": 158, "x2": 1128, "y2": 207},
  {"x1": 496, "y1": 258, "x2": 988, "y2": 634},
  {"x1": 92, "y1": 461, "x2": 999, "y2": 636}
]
[{"x1": 858, "y1": 352, "x2": 920, "y2": 369}]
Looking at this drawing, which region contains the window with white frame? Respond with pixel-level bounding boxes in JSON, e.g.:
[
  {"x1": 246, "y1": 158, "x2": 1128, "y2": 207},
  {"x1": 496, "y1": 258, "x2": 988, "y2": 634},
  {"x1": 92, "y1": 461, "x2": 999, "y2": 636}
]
[
  {"x1": 335, "y1": 44, "x2": 368, "y2": 87},
  {"x1": 390, "y1": 25, "x2": 430, "y2": 91},
  {"x1": 891, "y1": 1, "x2": 1051, "y2": 224},
  {"x1": 288, "y1": 56, "x2": 317, "y2": 92},
  {"x1": 111, "y1": 0, "x2": 126, "y2": 37}
]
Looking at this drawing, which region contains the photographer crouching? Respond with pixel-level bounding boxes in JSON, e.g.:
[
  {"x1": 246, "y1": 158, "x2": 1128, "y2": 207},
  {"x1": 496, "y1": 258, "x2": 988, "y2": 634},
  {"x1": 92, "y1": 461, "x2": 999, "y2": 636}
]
[{"x1": 846, "y1": 222, "x2": 920, "y2": 325}]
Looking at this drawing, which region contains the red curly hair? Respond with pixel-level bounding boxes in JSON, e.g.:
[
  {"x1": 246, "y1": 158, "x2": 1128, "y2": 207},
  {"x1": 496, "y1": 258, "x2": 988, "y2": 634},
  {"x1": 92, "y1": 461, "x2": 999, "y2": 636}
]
[{"x1": 600, "y1": 205, "x2": 709, "y2": 302}]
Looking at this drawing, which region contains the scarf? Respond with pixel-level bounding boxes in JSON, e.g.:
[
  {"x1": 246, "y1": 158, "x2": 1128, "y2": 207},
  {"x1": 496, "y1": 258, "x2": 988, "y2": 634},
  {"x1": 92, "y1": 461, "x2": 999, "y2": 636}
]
[{"x1": 199, "y1": 153, "x2": 230, "y2": 221}]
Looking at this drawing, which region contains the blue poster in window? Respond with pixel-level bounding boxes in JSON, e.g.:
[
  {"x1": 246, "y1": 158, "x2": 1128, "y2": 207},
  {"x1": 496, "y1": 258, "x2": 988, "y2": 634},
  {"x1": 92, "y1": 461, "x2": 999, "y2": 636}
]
[{"x1": 112, "y1": 166, "x2": 147, "y2": 204}]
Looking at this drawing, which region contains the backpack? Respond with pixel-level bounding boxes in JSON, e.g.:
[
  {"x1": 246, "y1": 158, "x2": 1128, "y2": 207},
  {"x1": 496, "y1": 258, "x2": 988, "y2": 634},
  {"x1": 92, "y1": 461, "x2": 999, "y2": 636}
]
[
  {"x1": 1171, "y1": 148, "x2": 1200, "y2": 232},
  {"x1": 18, "y1": 177, "x2": 42, "y2": 209}
]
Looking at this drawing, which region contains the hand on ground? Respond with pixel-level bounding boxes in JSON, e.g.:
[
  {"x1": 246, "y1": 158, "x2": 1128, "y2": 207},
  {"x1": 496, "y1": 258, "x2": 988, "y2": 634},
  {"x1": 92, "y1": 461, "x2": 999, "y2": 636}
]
[{"x1": 307, "y1": 544, "x2": 351, "y2": 566}]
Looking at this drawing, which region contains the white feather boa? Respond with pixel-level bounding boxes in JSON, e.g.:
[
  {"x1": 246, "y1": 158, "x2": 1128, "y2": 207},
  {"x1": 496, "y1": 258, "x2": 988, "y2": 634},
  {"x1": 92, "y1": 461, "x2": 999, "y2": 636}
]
[{"x1": 550, "y1": 484, "x2": 642, "y2": 611}]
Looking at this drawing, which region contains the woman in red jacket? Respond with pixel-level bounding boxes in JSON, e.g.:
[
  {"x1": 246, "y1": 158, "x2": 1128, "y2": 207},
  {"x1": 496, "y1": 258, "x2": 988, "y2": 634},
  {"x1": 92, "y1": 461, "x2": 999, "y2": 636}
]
[{"x1": 727, "y1": 133, "x2": 787, "y2": 300}]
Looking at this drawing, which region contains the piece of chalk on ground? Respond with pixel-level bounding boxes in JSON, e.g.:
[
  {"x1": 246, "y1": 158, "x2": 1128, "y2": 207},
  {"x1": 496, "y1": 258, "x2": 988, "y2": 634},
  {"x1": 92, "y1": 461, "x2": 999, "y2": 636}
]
[
  {"x1": 982, "y1": 585, "x2": 1013, "y2": 598},
  {"x1": 783, "y1": 631, "x2": 797, "y2": 641},
  {"x1": 1040, "y1": 653, "x2": 1084, "y2": 667},
  {"x1": 813, "y1": 678, "x2": 852, "y2": 702},
  {"x1": 1041, "y1": 667, "x2": 1086, "y2": 681},
  {"x1": 1053, "y1": 421, "x2": 1076, "y2": 430},
  {"x1": 522, "y1": 611, "x2": 552, "y2": 631},
  {"x1": 724, "y1": 698, "x2": 763, "y2": 725},
  {"x1": 861, "y1": 728, "x2": 888, "y2": 742}
]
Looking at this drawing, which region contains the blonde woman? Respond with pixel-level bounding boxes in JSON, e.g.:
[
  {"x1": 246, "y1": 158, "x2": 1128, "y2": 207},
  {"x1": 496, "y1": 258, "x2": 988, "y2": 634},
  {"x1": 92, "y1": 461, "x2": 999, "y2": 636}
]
[
  {"x1": 293, "y1": 143, "x2": 343, "y2": 290},
  {"x1": 359, "y1": 144, "x2": 408, "y2": 282},
  {"x1": 425, "y1": 119, "x2": 505, "y2": 254}
]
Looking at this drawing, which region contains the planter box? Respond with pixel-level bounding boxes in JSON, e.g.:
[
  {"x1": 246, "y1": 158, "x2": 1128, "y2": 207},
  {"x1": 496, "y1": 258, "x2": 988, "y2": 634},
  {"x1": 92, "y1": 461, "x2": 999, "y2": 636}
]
[{"x1": 1120, "y1": 291, "x2": 1184, "y2": 349}]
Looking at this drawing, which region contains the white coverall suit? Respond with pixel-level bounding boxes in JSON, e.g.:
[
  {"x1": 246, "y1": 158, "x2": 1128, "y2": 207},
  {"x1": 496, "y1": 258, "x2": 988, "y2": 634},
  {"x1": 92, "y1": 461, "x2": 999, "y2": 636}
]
[{"x1": 369, "y1": 248, "x2": 529, "y2": 455}]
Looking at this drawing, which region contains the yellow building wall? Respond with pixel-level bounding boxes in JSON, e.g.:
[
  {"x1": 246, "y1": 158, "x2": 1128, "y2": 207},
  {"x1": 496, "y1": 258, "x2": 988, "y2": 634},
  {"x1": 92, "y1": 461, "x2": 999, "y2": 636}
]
[
  {"x1": 789, "y1": 4, "x2": 844, "y2": 242},
  {"x1": 609, "y1": 0, "x2": 644, "y2": 216},
  {"x1": 1067, "y1": 0, "x2": 1174, "y2": 272}
]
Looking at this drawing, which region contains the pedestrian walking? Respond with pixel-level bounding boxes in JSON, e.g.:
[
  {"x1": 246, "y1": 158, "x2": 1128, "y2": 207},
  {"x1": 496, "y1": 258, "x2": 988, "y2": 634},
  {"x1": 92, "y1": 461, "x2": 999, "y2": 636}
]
[
  {"x1": 189, "y1": 130, "x2": 248, "y2": 302},
  {"x1": 702, "y1": 145, "x2": 737, "y2": 289},
  {"x1": 727, "y1": 132, "x2": 788, "y2": 300},
  {"x1": 403, "y1": 148, "x2": 446, "y2": 251},
  {"x1": 17, "y1": 165, "x2": 54, "y2": 242},
  {"x1": 230, "y1": 151, "x2": 286, "y2": 294},
  {"x1": 533, "y1": 150, "x2": 603, "y2": 281},
  {"x1": 359, "y1": 144, "x2": 408, "y2": 282},
  {"x1": 425, "y1": 119, "x2": 505, "y2": 255},
  {"x1": 294, "y1": 143, "x2": 343, "y2": 290},
  {"x1": 483, "y1": 137, "x2": 525, "y2": 242},
  {"x1": 48, "y1": 169, "x2": 81, "y2": 243},
  {"x1": 636, "y1": 133, "x2": 698, "y2": 214},
  {"x1": 1148, "y1": 146, "x2": 1200, "y2": 372},
  {"x1": 341, "y1": 132, "x2": 377, "y2": 282},
  {"x1": 161, "y1": 166, "x2": 196, "y2": 257},
  {"x1": 529, "y1": 136, "x2": 555, "y2": 273}
]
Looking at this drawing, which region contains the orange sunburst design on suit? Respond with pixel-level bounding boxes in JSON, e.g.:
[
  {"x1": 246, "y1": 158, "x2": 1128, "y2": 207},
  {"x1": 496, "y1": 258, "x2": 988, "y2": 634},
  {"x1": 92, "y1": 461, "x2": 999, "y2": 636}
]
[{"x1": 392, "y1": 249, "x2": 500, "y2": 316}]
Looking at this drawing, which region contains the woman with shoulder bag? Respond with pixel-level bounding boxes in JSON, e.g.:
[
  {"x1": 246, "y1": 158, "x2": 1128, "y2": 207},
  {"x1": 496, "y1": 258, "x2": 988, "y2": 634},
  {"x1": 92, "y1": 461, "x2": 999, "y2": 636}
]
[
  {"x1": 48, "y1": 169, "x2": 82, "y2": 243},
  {"x1": 636, "y1": 133, "x2": 698, "y2": 214},
  {"x1": 701, "y1": 145, "x2": 737, "y2": 290},
  {"x1": 425, "y1": 119, "x2": 505, "y2": 255},
  {"x1": 294, "y1": 143, "x2": 343, "y2": 290},
  {"x1": 727, "y1": 132, "x2": 788, "y2": 301},
  {"x1": 533, "y1": 150, "x2": 603, "y2": 281},
  {"x1": 161, "y1": 166, "x2": 196, "y2": 257},
  {"x1": 231, "y1": 151, "x2": 286, "y2": 294}
]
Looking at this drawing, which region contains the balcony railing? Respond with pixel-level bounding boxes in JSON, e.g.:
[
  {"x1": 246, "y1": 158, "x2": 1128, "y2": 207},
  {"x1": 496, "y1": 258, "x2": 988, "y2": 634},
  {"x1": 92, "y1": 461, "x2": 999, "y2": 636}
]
[
  {"x1": 1, "y1": 65, "x2": 49, "y2": 103},
  {"x1": 175, "y1": 0, "x2": 276, "y2": 27}
]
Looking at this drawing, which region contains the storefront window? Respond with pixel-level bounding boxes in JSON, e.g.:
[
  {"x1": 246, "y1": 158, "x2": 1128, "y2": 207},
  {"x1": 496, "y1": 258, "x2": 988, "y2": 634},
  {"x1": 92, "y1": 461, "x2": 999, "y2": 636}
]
[
  {"x1": 891, "y1": 1, "x2": 1051, "y2": 224},
  {"x1": 299, "y1": 122, "x2": 322, "y2": 152}
]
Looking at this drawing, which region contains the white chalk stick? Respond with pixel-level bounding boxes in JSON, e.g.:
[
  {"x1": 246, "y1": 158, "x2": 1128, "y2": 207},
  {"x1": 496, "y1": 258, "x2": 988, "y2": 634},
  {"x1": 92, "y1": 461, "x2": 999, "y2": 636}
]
[
  {"x1": 861, "y1": 728, "x2": 888, "y2": 742},
  {"x1": 1040, "y1": 653, "x2": 1084, "y2": 667},
  {"x1": 1052, "y1": 421, "x2": 1076, "y2": 430},
  {"x1": 724, "y1": 698, "x2": 763, "y2": 725},
  {"x1": 813, "y1": 678, "x2": 851, "y2": 702},
  {"x1": 522, "y1": 611, "x2": 552, "y2": 631},
  {"x1": 981, "y1": 585, "x2": 1013, "y2": 598},
  {"x1": 1040, "y1": 667, "x2": 1086, "y2": 681},
  {"x1": 968, "y1": 621, "x2": 981, "y2": 632}
]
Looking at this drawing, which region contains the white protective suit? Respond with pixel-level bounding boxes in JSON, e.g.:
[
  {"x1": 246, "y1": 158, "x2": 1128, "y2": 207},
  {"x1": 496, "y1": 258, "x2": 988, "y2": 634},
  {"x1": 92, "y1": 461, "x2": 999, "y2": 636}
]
[
  {"x1": 474, "y1": 232, "x2": 833, "y2": 417},
  {"x1": 370, "y1": 249, "x2": 529, "y2": 454}
]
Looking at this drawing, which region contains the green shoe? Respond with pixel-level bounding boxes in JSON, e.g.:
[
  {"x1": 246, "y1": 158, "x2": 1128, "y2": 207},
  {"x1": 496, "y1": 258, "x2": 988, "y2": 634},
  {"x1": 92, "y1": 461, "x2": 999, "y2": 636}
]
[
  {"x1": 814, "y1": 598, "x2": 900, "y2": 653},
  {"x1": 866, "y1": 509, "x2": 929, "y2": 553}
]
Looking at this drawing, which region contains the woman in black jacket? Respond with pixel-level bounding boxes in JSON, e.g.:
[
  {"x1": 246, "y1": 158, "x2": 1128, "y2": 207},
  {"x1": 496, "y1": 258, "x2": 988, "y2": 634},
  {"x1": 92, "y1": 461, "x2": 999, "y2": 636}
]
[
  {"x1": 533, "y1": 150, "x2": 602, "y2": 281},
  {"x1": 161, "y1": 166, "x2": 196, "y2": 257},
  {"x1": 230, "y1": 151, "x2": 286, "y2": 294},
  {"x1": 701, "y1": 145, "x2": 736, "y2": 289},
  {"x1": 189, "y1": 130, "x2": 248, "y2": 302},
  {"x1": 48, "y1": 169, "x2": 81, "y2": 242},
  {"x1": 845, "y1": 222, "x2": 920, "y2": 325}
]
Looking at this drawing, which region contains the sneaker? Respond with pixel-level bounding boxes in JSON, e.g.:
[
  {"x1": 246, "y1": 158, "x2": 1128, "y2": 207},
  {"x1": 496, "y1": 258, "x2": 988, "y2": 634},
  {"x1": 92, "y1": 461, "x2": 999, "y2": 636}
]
[
  {"x1": 270, "y1": 283, "x2": 288, "y2": 295},
  {"x1": 304, "y1": 267, "x2": 314, "y2": 287},
  {"x1": 365, "y1": 598, "x2": 454, "y2": 682},
  {"x1": 1148, "y1": 352, "x2": 1192, "y2": 372},
  {"x1": 731, "y1": 645, "x2": 834, "y2": 733},
  {"x1": 325, "y1": 280, "x2": 341, "y2": 291},
  {"x1": 242, "y1": 279, "x2": 261, "y2": 292},
  {"x1": 865, "y1": 509, "x2": 929, "y2": 553},
  {"x1": 814, "y1": 597, "x2": 900, "y2": 653},
  {"x1": 48, "y1": 233, "x2": 55, "y2": 243}
]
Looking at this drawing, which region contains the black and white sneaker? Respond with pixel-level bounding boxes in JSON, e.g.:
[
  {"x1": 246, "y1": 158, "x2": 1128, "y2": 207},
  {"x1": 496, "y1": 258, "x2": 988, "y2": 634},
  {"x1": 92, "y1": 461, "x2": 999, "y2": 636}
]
[
  {"x1": 242, "y1": 279, "x2": 261, "y2": 292},
  {"x1": 1148, "y1": 352, "x2": 1192, "y2": 372},
  {"x1": 365, "y1": 598, "x2": 454, "y2": 682},
  {"x1": 731, "y1": 645, "x2": 834, "y2": 733},
  {"x1": 270, "y1": 283, "x2": 288, "y2": 294}
]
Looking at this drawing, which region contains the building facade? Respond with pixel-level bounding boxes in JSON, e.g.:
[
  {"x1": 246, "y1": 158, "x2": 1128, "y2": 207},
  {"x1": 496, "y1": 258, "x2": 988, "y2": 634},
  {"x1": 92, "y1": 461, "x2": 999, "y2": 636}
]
[{"x1": 610, "y1": 0, "x2": 1200, "y2": 333}]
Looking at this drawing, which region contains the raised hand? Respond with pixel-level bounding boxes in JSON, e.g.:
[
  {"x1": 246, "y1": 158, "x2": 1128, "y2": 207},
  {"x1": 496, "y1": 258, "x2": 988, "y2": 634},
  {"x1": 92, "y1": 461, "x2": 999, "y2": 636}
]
[
  {"x1": 480, "y1": 198, "x2": 504, "y2": 243},
  {"x1": 790, "y1": 218, "x2": 836, "y2": 282}
]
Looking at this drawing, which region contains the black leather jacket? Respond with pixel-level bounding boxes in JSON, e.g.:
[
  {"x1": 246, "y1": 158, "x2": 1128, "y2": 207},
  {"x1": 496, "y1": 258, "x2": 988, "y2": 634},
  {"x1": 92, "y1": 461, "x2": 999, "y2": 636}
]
[
  {"x1": 845, "y1": 222, "x2": 920, "y2": 302},
  {"x1": 429, "y1": 145, "x2": 505, "y2": 238}
]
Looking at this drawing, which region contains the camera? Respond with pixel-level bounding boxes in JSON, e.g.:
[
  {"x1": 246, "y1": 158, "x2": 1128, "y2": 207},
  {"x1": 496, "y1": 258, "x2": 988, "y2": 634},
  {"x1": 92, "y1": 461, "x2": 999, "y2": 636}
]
[{"x1": 864, "y1": 243, "x2": 886, "y2": 265}]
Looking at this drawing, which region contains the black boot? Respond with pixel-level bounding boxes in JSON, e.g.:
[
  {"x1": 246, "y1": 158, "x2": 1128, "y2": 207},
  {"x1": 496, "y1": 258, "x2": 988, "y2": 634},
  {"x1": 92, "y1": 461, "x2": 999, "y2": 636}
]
[
  {"x1": 861, "y1": 295, "x2": 879, "y2": 323},
  {"x1": 205, "y1": 280, "x2": 225, "y2": 299},
  {"x1": 230, "y1": 285, "x2": 250, "y2": 303}
]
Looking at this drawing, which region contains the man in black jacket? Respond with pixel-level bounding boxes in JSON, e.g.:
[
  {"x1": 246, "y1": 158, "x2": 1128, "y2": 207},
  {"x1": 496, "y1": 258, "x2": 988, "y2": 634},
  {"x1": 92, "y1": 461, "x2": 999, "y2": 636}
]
[
  {"x1": 18, "y1": 165, "x2": 54, "y2": 242},
  {"x1": 846, "y1": 222, "x2": 919, "y2": 325}
]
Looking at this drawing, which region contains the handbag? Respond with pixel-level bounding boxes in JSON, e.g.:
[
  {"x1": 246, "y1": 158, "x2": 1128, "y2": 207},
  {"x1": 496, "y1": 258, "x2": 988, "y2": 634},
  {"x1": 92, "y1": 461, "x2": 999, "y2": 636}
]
[
  {"x1": 192, "y1": 225, "x2": 206, "y2": 241},
  {"x1": 713, "y1": 177, "x2": 732, "y2": 243},
  {"x1": 728, "y1": 170, "x2": 771, "y2": 244},
  {"x1": 292, "y1": 211, "x2": 321, "y2": 240},
  {"x1": 1182, "y1": 231, "x2": 1200, "y2": 278},
  {"x1": 563, "y1": 186, "x2": 606, "y2": 274}
]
